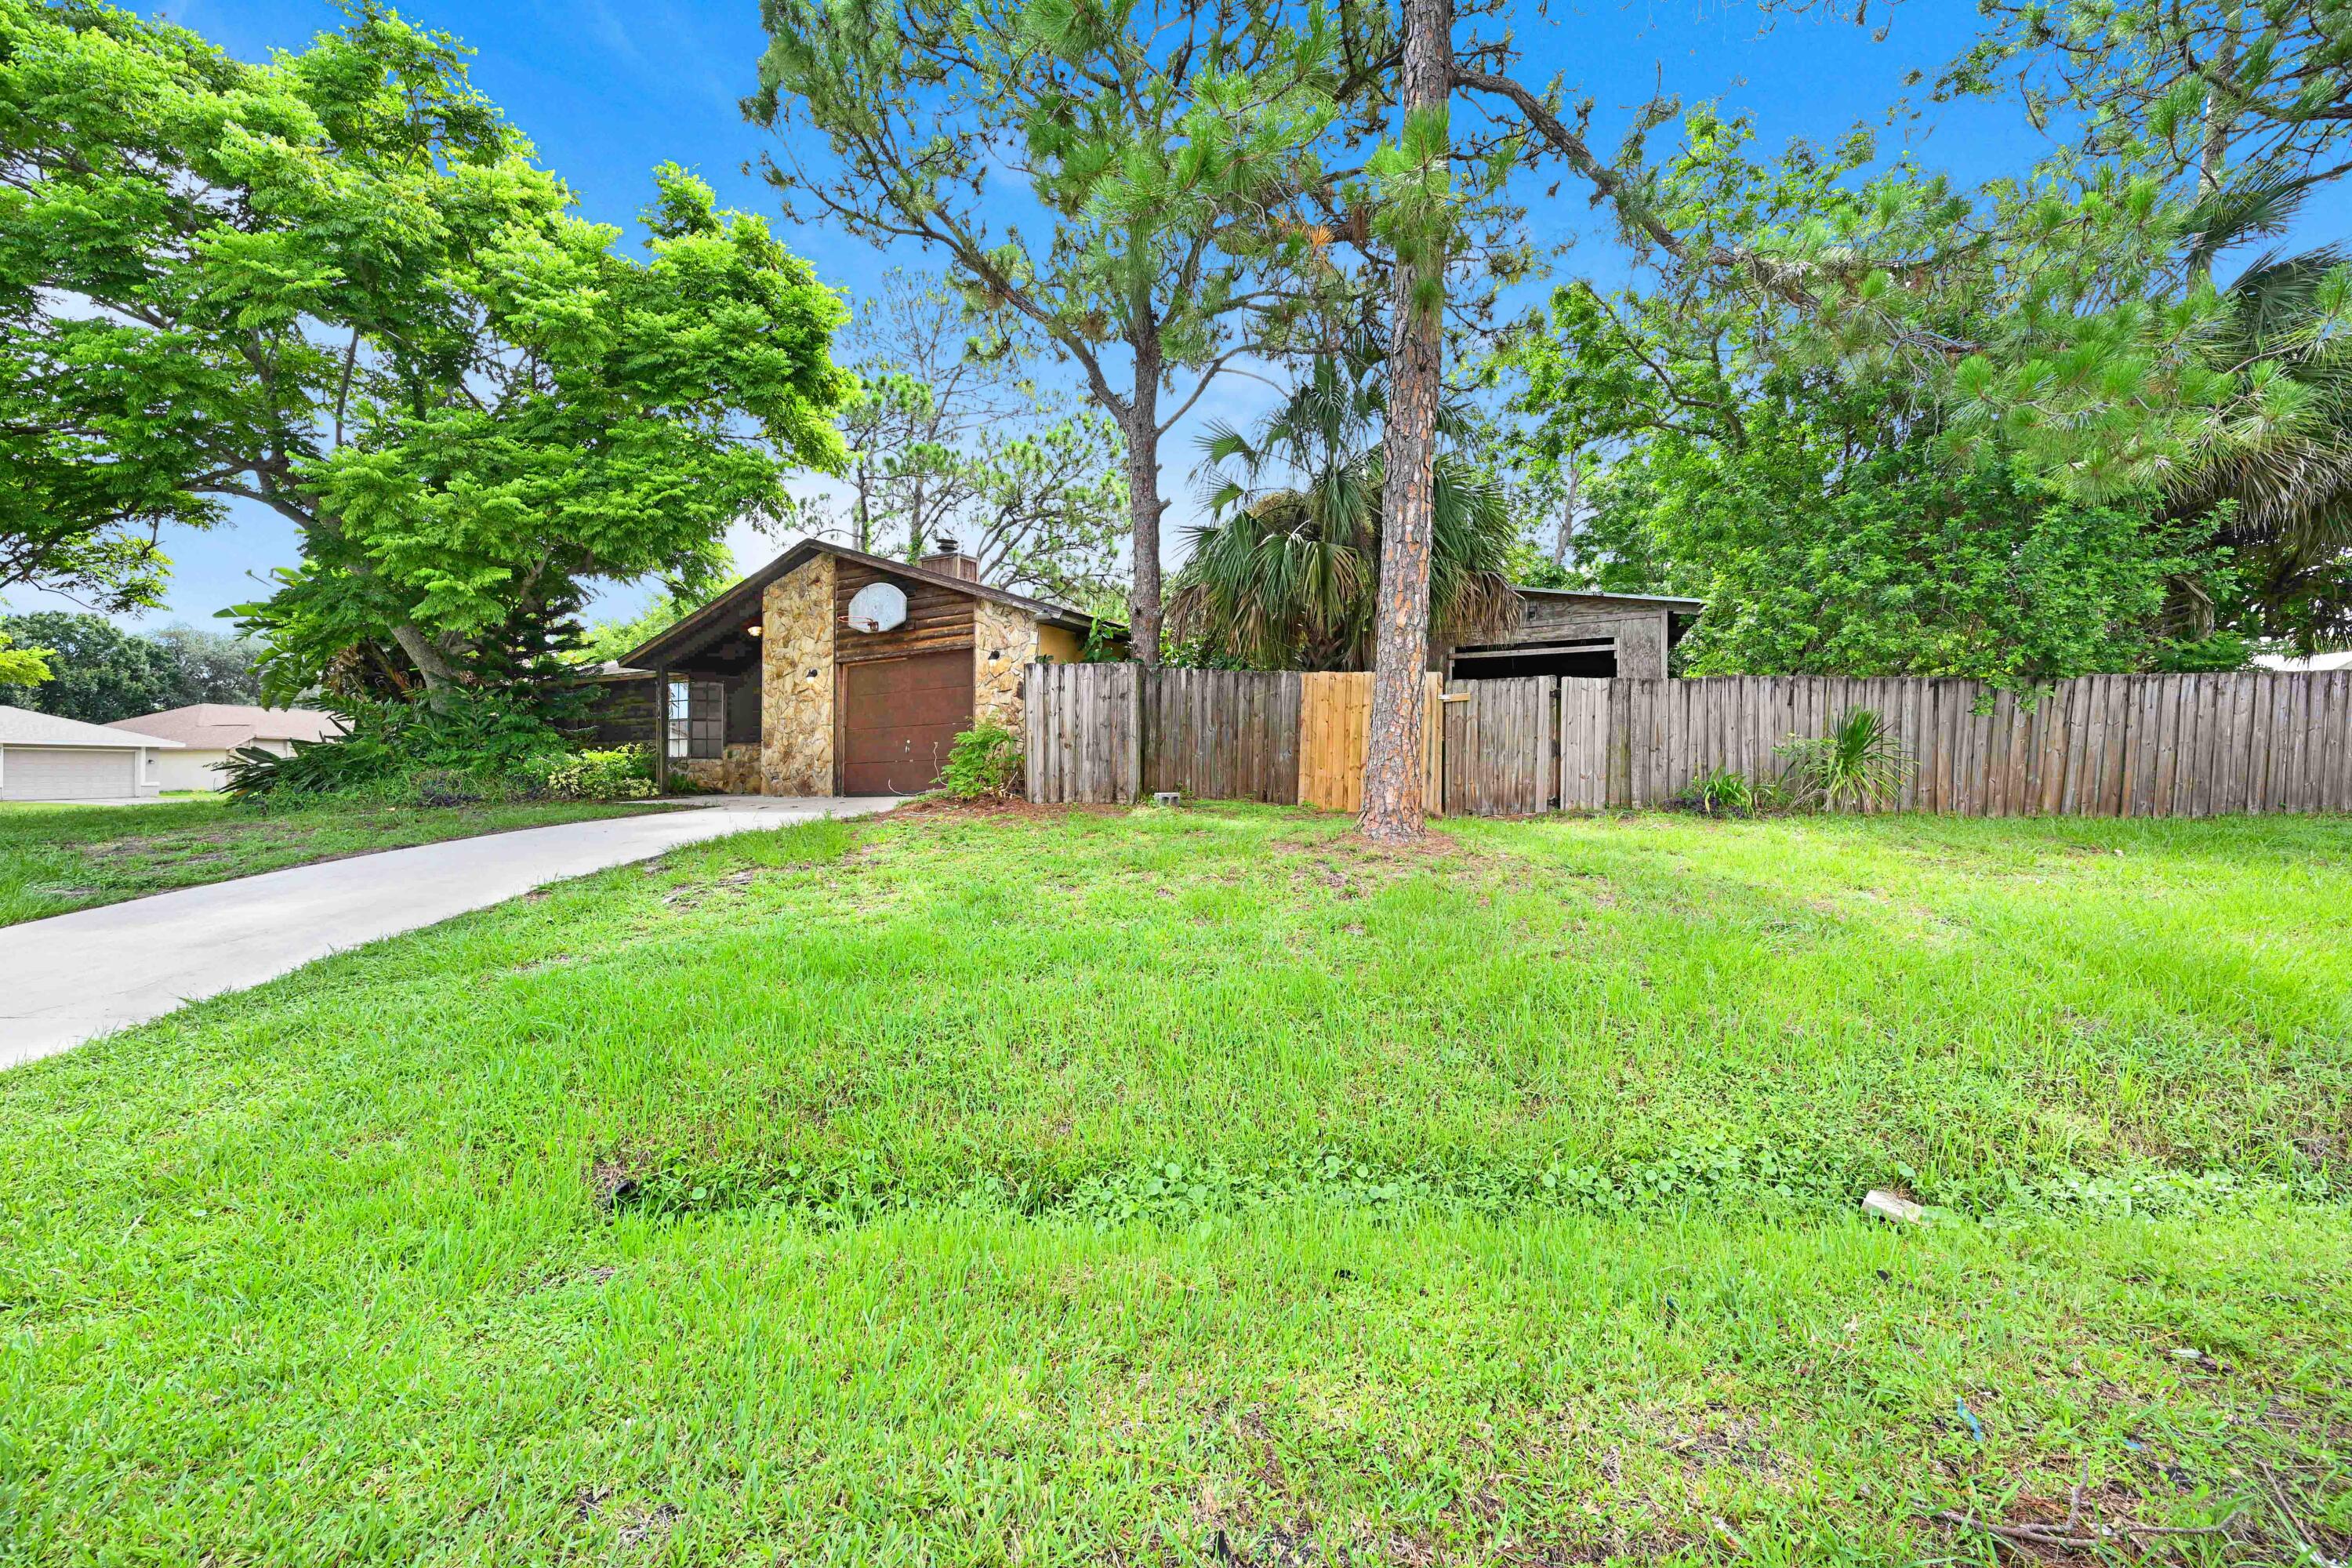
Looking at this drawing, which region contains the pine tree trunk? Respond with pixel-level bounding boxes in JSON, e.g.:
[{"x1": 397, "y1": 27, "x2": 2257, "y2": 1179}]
[
  {"x1": 1122, "y1": 398, "x2": 1166, "y2": 666},
  {"x1": 1357, "y1": 0, "x2": 1452, "y2": 843}
]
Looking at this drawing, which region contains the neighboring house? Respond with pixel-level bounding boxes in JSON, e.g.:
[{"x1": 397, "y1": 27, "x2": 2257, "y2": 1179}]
[
  {"x1": 587, "y1": 539, "x2": 1120, "y2": 796},
  {"x1": 2257, "y1": 650, "x2": 2352, "y2": 673},
  {"x1": 0, "y1": 706, "x2": 180, "y2": 801},
  {"x1": 105, "y1": 704, "x2": 343, "y2": 793},
  {"x1": 1436, "y1": 589, "x2": 1705, "y2": 681}
]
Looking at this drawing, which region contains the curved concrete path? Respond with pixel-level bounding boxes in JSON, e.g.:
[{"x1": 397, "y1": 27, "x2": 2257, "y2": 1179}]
[{"x1": 0, "y1": 797, "x2": 898, "y2": 1071}]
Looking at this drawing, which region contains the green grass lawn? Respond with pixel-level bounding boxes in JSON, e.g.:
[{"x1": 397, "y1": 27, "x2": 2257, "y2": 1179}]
[
  {"x1": 0, "y1": 794, "x2": 681, "y2": 926},
  {"x1": 2, "y1": 804, "x2": 2347, "y2": 1563}
]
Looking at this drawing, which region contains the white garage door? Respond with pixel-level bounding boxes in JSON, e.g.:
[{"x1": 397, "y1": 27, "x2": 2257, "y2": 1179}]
[{"x1": 2, "y1": 746, "x2": 138, "y2": 801}]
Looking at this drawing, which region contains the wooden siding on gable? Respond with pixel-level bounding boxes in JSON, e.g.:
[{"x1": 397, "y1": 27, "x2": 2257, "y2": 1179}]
[
  {"x1": 583, "y1": 677, "x2": 659, "y2": 750},
  {"x1": 833, "y1": 557, "x2": 978, "y2": 666}
]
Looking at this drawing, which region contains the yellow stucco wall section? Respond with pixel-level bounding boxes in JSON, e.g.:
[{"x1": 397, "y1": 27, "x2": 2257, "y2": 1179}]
[
  {"x1": 761, "y1": 555, "x2": 835, "y2": 795},
  {"x1": 1036, "y1": 624, "x2": 1084, "y2": 664},
  {"x1": 973, "y1": 598, "x2": 1040, "y2": 734}
]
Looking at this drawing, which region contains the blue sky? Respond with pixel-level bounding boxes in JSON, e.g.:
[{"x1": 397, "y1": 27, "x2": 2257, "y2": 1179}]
[{"x1": 35, "y1": 1, "x2": 2053, "y2": 631}]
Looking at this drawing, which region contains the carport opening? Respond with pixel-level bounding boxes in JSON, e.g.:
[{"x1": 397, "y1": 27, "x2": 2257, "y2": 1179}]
[{"x1": 1450, "y1": 641, "x2": 1618, "y2": 680}]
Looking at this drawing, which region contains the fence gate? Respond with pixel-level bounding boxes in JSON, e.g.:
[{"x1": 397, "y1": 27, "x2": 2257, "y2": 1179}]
[
  {"x1": 1442, "y1": 677, "x2": 1555, "y2": 815},
  {"x1": 1558, "y1": 677, "x2": 1610, "y2": 811}
]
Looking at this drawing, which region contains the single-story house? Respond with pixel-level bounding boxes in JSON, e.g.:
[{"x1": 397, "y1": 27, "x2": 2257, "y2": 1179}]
[
  {"x1": 0, "y1": 705, "x2": 181, "y2": 802},
  {"x1": 1436, "y1": 588, "x2": 1705, "y2": 681},
  {"x1": 583, "y1": 541, "x2": 1697, "y2": 798},
  {"x1": 586, "y1": 539, "x2": 1120, "y2": 796},
  {"x1": 2256, "y1": 650, "x2": 2352, "y2": 673},
  {"x1": 105, "y1": 704, "x2": 343, "y2": 793}
]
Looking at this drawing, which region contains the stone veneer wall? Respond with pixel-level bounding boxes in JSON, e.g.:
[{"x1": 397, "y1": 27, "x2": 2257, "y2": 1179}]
[
  {"x1": 674, "y1": 744, "x2": 763, "y2": 795},
  {"x1": 972, "y1": 598, "x2": 1040, "y2": 734},
  {"x1": 761, "y1": 555, "x2": 835, "y2": 794}
]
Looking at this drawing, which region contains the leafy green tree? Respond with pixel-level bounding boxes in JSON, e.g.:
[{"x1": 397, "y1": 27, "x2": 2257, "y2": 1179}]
[
  {"x1": 749, "y1": 0, "x2": 1352, "y2": 662},
  {"x1": 147, "y1": 623, "x2": 264, "y2": 705},
  {"x1": 1499, "y1": 226, "x2": 2241, "y2": 680},
  {"x1": 2, "y1": 2, "x2": 851, "y2": 699},
  {"x1": 773, "y1": 272, "x2": 1130, "y2": 604},
  {"x1": 1744, "y1": 5, "x2": 2352, "y2": 643},
  {"x1": 0, "y1": 611, "x2": 172, "y2": 721},
  {"x1": 1840, "y1": 7, "x2": 2352, "y2": 647},
  {"x1": 0, "y1": 611, "x2": 265, "y2": 719},
  {"x1": 1493, "y1": 67, "x2": 2352, "y2": 665},
  {"x1": 1947, "y1": 1, "x2": 2352, "y2": 240},
  {"x1": 1169, "y1": 350, "x2": 1515, "y2": 669},
  {"x1": 1563, "y1": 403, "x2": 2232, "y2": 682},
  {"x1": 0, "y1": 627, "x2": 49, "y2": 687}
]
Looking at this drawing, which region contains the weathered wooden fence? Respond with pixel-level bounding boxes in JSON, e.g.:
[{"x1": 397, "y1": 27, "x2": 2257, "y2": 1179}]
[
  {"x1": 1025, "y1": 665, "x2": 2352, "y2": 818},
  {"x1": 1144, "y1": 667, "x2": 1301, "y2": 804},
  {"x1": 1579, "y1": 673, "x2": 2352, "y2": 815},
  {"x1": 1023, "y1": 659, "x2": 1141, "y2": 804},
  {"x1": 1442, "y1": 676, "x2": 1551, "y2": 815}
]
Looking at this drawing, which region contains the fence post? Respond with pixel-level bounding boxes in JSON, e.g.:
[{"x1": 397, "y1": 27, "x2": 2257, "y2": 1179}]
[{"x1": 1124, "y1": 662, "x2": 1144, "y2": 804}]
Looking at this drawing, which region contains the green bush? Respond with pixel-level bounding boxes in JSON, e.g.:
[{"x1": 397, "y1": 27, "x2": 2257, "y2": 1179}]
[
  {"x1": 1675, "y1": 766, "x2": 1793, "y2": 818},
  {"x1": 524, "y1": 746, "x2": 657, "y2": 801},
  {"x1": 222, "y1": 693, "x2": 658, "y2": 806},
  {"x1": 1679, "y1": 766, "x2": 1757, "y2": 818},
  {"x1": 222, "y1": 691, "x2": 564, "y2": 800},
  {"x1": 1777, "y1": 707, "x2": 1913, "y2": 812},
  {"x1": 936, "y1": 722, "x2": 1022, "y2": 800}
]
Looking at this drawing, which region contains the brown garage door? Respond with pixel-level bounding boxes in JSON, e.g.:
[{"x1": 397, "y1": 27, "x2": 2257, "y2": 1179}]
[{"x1": 840, "y1": 651, "x2": 973, "y2": 794}]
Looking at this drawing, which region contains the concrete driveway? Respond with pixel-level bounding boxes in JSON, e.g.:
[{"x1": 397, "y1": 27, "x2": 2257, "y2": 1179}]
[{"x1": 0, "y1": 797, "x2": 898, "y2": 1071}]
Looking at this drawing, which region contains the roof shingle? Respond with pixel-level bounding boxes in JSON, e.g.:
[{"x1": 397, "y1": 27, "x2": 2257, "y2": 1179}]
[
  {"x1": 2, "y1": 706, "x2": 182, "y2": 749},
  {"x1": 103, "y1": 704, "x2": 339, "y2": 749}
]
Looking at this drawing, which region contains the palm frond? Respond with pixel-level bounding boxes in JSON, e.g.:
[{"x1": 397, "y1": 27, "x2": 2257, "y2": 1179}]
[{"x1": 2182, "y1": 175, "x2": 2314, "y2": 282}]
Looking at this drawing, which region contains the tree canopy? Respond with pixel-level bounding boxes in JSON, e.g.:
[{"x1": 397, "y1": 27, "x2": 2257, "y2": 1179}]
[
  {"x1": 749, "y1": 0, "x2": 1358, "y2": 662},
  {"x1": 1490, "y1": 5, "x2": 2352, "y2": 675},
  {"x1": 2, "y1": 0, "x2": 851, "y2": 699},
  {"x1": 0, "y1": 611, "x2": 262, "y2": 723},
  {"x1": 775, "y1": 272, "x2": 1131, "y2": 608}
]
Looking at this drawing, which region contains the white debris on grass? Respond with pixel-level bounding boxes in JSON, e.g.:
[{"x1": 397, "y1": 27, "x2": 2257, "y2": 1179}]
[{"x1": 1863, "y1": 1189, "x2": 1926, "y2": 1223}]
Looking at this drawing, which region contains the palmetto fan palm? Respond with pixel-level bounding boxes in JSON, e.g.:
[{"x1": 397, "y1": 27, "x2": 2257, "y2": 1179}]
[
  {"x1": 2168, "y1": 182, "x2": 2352, "y2": 643},
  {"x1": 1166, "y1": 354, "x2": 1520, "y2": 670}
]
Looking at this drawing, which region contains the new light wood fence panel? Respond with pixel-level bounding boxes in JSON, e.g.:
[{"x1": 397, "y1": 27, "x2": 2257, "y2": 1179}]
[
  {"x1": 1296, "y1": 673, "x2": 1369, "y2": 811},
  {"x1": 1298, "y1": 672, "x2": 1442, "y2": 812}
]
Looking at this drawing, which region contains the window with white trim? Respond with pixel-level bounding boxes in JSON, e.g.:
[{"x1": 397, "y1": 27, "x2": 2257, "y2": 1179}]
[{"x1": 667, "y1": 679, "x2": 724, "y2": 760}]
